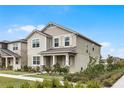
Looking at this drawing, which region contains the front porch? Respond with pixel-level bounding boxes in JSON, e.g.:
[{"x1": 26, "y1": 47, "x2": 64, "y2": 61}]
[
  {"x1": 0, "y1": 56, "x2": 21, "y2": 70},
  {"x1": 41, "y1": 53, "x2": 75, "y2": 71},
  {"x1": 0, "y1": 49, "x2": 21, "y2": 70}
]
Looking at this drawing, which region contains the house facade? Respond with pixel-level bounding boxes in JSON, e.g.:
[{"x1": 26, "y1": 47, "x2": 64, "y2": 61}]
[
  {"x1": 0, "y1": 23, "x2": 101, "y2": 72},
  {"x1": 27, "y1": 23, "x2": 101, "y2": 72},
  {"x1": 0, "y1": 39, "x2": 27, "y2": 70}
]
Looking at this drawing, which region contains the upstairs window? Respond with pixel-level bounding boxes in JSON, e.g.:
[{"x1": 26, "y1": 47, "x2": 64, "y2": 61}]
[
  {"x1": 13, "y1": 43, "x2": 18, "y2": 50},
  {"x1": 33, "y1": 56, "x2": 40, "y2": 65},
  {"x1": 65, "y1": 37, "x2": 70, "y2": 46},
  {"x1": 54, "y1": 38, "x2": 59, "y2": 47},
  {"x1": 32, "y1": 39, "x2": 40, "y2": 48}
]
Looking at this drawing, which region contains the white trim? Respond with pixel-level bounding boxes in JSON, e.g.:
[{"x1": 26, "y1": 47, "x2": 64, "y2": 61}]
[
  {"x1": 53, "y1": 37, "x2": 60, "y2": 48},
  {"x1": 32, "y1": 55, "x2": 41, "y2": 66},
  {"x1": 64, "y1": 36, "x2": 70, "y2": 47},
  {"x1": 31, "y1": 38, "x2": 40, "y2": 49}
]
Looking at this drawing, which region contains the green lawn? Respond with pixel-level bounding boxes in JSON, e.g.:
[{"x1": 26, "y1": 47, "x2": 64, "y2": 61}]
[
  {"x1": 0, "y1": 70, "x2": 30, "y2": 75},
  {"x1": 25, "y1": 74, "x2": 64, "y2": 80},
  {"x1": 0, "y1": 76, "x2": 35, "y2": 88}
]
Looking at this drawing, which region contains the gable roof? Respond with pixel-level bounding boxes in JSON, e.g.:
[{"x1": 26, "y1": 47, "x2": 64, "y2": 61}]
[
  {"x1": 26, "y1": 30, "x2": 52, "y2": 39},
  {"x1": 41, "y1": 22, "x2": 101, "y2": 47}
]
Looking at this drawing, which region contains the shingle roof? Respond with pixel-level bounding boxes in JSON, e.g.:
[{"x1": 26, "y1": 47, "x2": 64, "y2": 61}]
[
  {"x1": 41, "y1": 22, "x2": 101, "y2": 47},
  {"x1": 8, "y1": 39, "x2": 27, "y2": 43},
  {"x1": 40, "y1": 47, "x2": 77, "y2": 54},
  {"x1": 0, "y1": 49, "x2": 20, "y2": 58}
]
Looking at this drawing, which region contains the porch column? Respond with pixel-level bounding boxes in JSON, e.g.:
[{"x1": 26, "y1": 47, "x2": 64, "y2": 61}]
[
  {"x1": 13, "y1": 57, "x2": 16, "y2": 70},
  {"x1": 52, "y1": 55, "x2": 55, "y2": 66},
  {"x1": 41, "y1": 55, "x2": 44, "y2": 66},
  {"x1": 5, "y1": 57, "x2": 8, "y2": 68},
  {"x1": 65, "y1": 54, "x2": 69, "y2": 66}
]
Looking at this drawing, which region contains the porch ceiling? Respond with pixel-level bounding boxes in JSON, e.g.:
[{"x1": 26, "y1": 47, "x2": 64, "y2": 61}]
[{"x1": 40, "y1": 47, "x2": 77, "y2": 55}]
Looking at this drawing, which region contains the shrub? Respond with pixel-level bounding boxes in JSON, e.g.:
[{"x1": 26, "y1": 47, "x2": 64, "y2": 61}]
[
  {"x1": 22, "y1": 65, "x2": 29, "y2": 72},
  {"x1": 28, "y1": 66, "x2": 32, "y2": 72},
  {"x1": 75, "y1": 81, "x2": 84, "y2": 88},
  {"x1": 36, "y1": 66, "x2": 40, "y2": 72},
  {"x1": 63, "y1": 80, "x2": 73, "y2": 88},
  {"x1": 61, "y1": 66, "x2": 69, "y2": 74},
  {"x1": 51, "y1": 78, "x2": 63, "y2": 88},
  {"x1": 86, "y1": 80, "x2": 103, "y2": 88},
  {"x1": 32, "y1": 81, "x2": 42, "y2": 88},
  {"x1": 44, "y1": 66, "x2": 51, "y2": 74},
  {"x1": 84, "y1": 64, "x2": 105, "y2": 79},
  {"x1": 20, "y1": 82, "x2": 31, "y2": 88},
  {"x1": 103, "y1": 79, "x2": 113, "y2": 87},
  {"x1": 6, "y1": 85, "x2": 14, "y2": 88},
  {"x1": 42, "y1": 79, "x2": 52, "y2": 88}
]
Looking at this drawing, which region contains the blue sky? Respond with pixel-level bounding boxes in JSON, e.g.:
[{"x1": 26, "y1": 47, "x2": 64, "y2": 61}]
[{"x1": 0, "y1": 5, "x2": 124, "y2": 58}]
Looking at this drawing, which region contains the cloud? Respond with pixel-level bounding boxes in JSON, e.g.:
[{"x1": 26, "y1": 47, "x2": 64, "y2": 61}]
[
  {"x1": 100, "y1": 42, "x2": 111, "y2": 48},
  {"x1": 101, "y1": 42, "x2": 124, "y2": 59},
  {"x1": 7, "y1": 24, "x2": 45, "y2": 34}
]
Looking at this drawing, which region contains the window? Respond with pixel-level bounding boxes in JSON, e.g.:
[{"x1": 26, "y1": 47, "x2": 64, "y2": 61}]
[
  {"x1": 33, "y1": 56, "x2": 40, "y2": 65},
  {"x1": 13, "y1": 43, "x2": 18, "y2": 50},
  {"x1": 86, "y1": 45, "x2": 89, "y2": 53},
  {"x1": 54, "y1": 38, "x2": 59, "y2": 47},
  {"x1": 16, "y1": 58, "x2": 19, "y2": 64},
  {"x1": 32, "y1": 39, "x2": 40, "y2": 48},
  {"x1": 92, "y1": 47, "x2": 95, "y2": 51},
  {"x1": 65, "y1": 37, "x2": 70, "y2": 46}
]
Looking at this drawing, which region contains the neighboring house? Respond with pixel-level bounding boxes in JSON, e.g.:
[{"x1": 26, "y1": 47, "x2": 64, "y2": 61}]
[
  {"x1": 27, "y1": 22, "x2": 101, "y2": 72},
  {"x1": 0, "y1": 39, "x2": 27, "y2": 70}
]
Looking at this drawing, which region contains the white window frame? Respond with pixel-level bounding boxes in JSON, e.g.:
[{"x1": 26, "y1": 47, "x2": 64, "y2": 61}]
[
  {"x1": 32, "y1": 38, "x2": 40, "y2": 48},
  {"x1": 64, "y1": 37, "x2": 70, "y2": 47},
  {"x1": 32, "y1": 56, "x2": 40, "y2": 66},
  {"x1": 53, "y1": 38, "x2": 59, "y2": 48}
]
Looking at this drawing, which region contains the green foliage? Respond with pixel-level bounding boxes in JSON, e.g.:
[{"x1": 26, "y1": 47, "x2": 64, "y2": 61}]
[
  {"x1": 6, "y1": 85, "x2": 14, "y2": 88},
  {"x1": 44, "y1": 66, "x2": 51, "y2": 74},
  {"x1": 86, "y1": 80, "x2": 103, "y2": 88},
  {"x1": 107, "y1": 55, "x2": 114, "y2": 65},
  {"x1": 23, "y1": 65, "x2": 29, "y2": 72},
  {"x1": 32, "y1": 81, "x2": 42, "y2": 88},
  {"x1": 75, "y1": 81, "x2": 84, "y2": 88},
  {"x1": 42, "y1": 79, "x2": 52, "y2": 88},
  {"x1": 51, "y1": 78, "x2": 63, "y2": 88},
  {"x1": 84, "y1": 64, "x2": 105, "y2": 79},
  {"x1": 36, "y1": 66, "x2": 40, "y2": 72},
  {"x1": 20, "y1": 81, "x2": 31, "y2": 88},
  {"x1": 63, "y1": 80, "x2": 73, "y2": 88}
]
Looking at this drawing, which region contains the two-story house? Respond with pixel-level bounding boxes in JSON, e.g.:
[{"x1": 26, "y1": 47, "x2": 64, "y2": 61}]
[
  {"x1": 0, "y1": 39, "x2": 27, "y2": 70},
  {"x1": 27, "y1": 23, "x2": 101, "y2": 72}
]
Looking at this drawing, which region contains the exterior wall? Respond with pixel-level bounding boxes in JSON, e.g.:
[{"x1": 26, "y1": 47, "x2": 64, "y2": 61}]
[
  {"x1": 8, "y1": 42, "x2": 27, "y2": 69},
  {"x1": 43, "y1": 26, "x2": 77, "y2": 48},
  {"x1": 8, "y1": 42, "x2": 21, "y2": 55},
  {"x1": 74, "y1": 36, "x2": 101, "y2": 72},
  {"x1": 27, "y1": 32, "x2": 47, "y2": 66},
  {"x1": 21, "y1": 43, "x2": 27, "y2": 67}
]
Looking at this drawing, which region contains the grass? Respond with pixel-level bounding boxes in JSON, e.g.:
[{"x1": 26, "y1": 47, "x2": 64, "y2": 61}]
[
  {"x1": 0, "y1": 70, "x2": 30, "y2": 75},
  {"x1": 25, "y1": 74, "x2": 64, "y2": 80},
  {"x1": 0, "y1": 76, "x2": 35, "y2": 88}
]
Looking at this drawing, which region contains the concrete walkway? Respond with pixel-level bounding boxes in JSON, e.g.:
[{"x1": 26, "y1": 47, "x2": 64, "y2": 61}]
[
  {"x1": 0, "y1": 73, "x2": 64, "y2": 85},
  {"x1": 0, "y1": 73, "x2": 44, "y2": 82},
  {"x1": 112, "y1": 75, "x2": 124, "y2": 88}
]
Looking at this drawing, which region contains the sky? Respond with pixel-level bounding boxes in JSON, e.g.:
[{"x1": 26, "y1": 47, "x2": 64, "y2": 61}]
[{"x1": 0, "y1": 5, "x2": 124, "y2": 58}]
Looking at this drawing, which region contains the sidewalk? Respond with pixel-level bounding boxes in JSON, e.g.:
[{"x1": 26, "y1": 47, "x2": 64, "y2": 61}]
[
  {"x1": 112, "y1": 75, "x2": 124, "y2": 88},
  {"x1": 0, "y1": 73, "x2": 44, "y2": 82}
]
